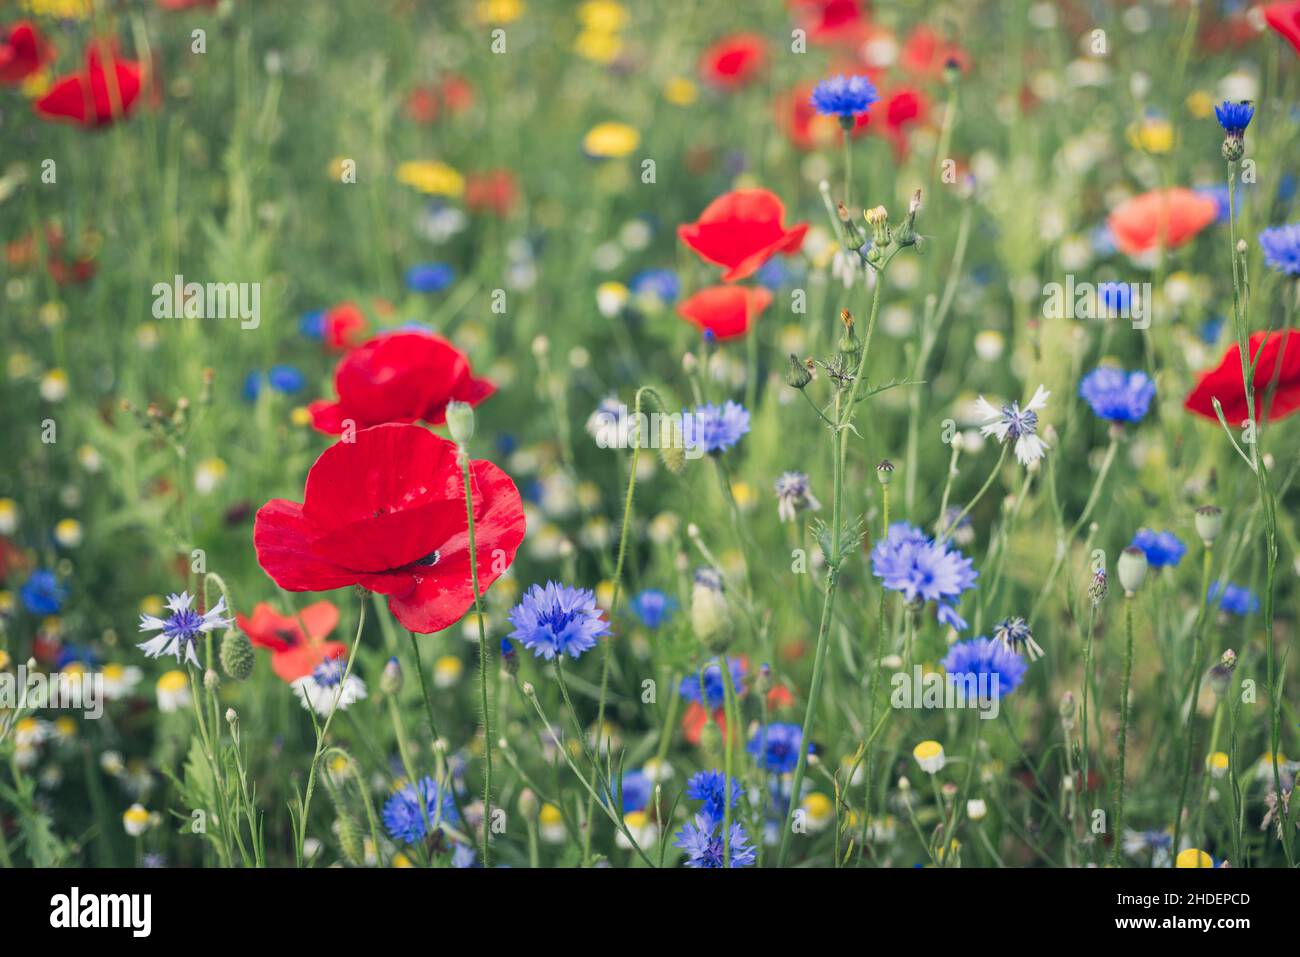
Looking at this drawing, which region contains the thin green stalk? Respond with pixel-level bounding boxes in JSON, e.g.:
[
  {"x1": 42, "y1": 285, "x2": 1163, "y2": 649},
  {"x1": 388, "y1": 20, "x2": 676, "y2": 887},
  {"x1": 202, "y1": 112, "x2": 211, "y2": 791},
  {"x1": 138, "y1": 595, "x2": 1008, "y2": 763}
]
[
  {"x1": 1112, "y1": 595, "x2": 1135, "y2": 865},
  {"x1": 459, "y1": 450, "x2": 493, "y2": 868}
]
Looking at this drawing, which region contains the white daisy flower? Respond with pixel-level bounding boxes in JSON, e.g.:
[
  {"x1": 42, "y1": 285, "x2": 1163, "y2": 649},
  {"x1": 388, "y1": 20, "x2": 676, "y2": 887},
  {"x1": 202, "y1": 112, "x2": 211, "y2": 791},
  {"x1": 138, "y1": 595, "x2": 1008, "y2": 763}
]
[
  {"x1": 975, "y1": 384, "x2": 1051, "y2": 467},
  {"x1": 137, "y1": 592, "x2": 233, "y2": 668}
]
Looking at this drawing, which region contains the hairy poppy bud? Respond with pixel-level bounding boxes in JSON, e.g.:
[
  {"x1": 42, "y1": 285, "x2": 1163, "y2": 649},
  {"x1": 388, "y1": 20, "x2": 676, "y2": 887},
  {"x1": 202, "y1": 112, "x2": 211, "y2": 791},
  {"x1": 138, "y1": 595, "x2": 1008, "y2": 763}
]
[{"x1": 219, "y1": 629, "x2": 255, "y2": 681}]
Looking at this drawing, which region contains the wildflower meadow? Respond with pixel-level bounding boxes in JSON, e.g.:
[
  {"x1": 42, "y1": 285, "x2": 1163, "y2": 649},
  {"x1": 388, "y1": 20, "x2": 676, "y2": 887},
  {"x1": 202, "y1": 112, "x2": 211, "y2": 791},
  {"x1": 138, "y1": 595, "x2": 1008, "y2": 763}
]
[{"x1": 3, "y1": 0, "x2": 1300, "y2": 902}]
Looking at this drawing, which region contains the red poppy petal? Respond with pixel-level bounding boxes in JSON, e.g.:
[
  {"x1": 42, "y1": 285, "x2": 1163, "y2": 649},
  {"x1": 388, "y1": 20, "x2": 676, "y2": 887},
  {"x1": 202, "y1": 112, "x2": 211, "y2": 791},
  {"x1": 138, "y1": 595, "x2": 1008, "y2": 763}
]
[
  {"x1": 387, "y1": 458, "x2": 525, "y2": 634},
  {"x1": 677, "y1": 285, "x2": 772, "y2": 340},
  {"x1": 272, "y1": 640, "x2": 348, "y2": 683},
  {"x1": 298, "y1": 600, "x2": 340, "y2": 643},
  {"x1": 1265, "y1": 2, "x2": 1300, "y2": 56},
  {"x1": 34, "y1": 75, "x2": 91, "y2": 124},
  {"x1": 253, "y1": 499, "x2": 363, "y2": 592},
  {"x1": 1185, "y1": 330, "x2": 1300, "y2": 423}
]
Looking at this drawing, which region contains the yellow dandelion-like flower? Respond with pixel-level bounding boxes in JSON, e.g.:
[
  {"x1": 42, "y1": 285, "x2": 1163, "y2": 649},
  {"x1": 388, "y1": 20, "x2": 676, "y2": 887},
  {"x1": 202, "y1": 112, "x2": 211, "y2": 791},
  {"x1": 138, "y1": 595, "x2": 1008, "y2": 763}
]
[
  {"x1": 575, "y1": 30, "x2": 623, "y2": 64},
  {"x1": 664, "y1": 76, "x2": 697, "y2": 106},
  {"x1": 578, "y1": 0, "x2": 628, "y2": 31},
  {"x1": 1175, "y1": 848, "x2": 1213, "y2": 868},
  {"x1": 913, "y1": 740, "x2": 945, "y2": 774},
  {"x1": 582, "y1": 122, "x2": 640, "y2": 159},
  {"x1": 396, "y1": 160, "x2": 465, "y2": 198},
  {"x1": 476, "y1": 0, "x2": 525, "y2": 25}
]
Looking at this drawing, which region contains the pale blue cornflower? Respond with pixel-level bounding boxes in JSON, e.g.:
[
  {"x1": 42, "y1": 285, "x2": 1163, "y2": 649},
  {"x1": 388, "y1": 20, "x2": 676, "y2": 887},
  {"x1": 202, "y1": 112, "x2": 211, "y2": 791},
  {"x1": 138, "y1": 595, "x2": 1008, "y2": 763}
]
[
  {"x1": 137, "y1": 592, "x2": 233, "y2": 668},
  {"x1": 975, "y1": 385, "x2": 1050, "y2": 467}
]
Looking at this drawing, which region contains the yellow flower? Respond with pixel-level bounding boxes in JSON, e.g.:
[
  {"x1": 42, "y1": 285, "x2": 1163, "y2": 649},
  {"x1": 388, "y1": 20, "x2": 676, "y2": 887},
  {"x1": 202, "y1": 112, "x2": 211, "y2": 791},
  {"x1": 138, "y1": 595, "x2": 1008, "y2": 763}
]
[
  {"x1": 140, "y1": 595, "x2": 165, "y2": 617},
  {"x1": 0, "y1": 592, "x2": 12, "y2": 617},
  {"x1": 1175, "y1": 848, "x2": 1213, "y2": 868},
  {"x1": 1127, "y1": 116, "x2": 1174, "y2": 154},
  {"x1": 290, "y1": 406, "x2": 313, "y2": 427},
  {"x1": 39, "y1": 302, "x2": 66, "y2": 329},
  {"x1": 54, "y1": 518, "x2": 83, "y2": 548},
  {"x1": 20, "y1": 70, "x2": 50, "y2": 97},
  {"x1": 122, "y1": 803, "x2": 150, "y2": 837},
  {"x1": 730, "y1": 480, "x2": 757, "y2": 511},
  {"x1": 396, "y1": 160, "x2": 465, "y2": 198},
  {"x1": 0, "y1": 649, "x2": 10, "y2": 671},
  {"x1": 801, "y1": 792, "x2": 833, "y2": 828},
  {"x1": 913, "y1": 740, "x2": 945, "y2": 774},
  {"x1": 40, "y1": 369, "x2": 69, "y2": 402},
  {"x1": 575, "y1": 30, "x2": 623, "y2": 64},
  {"x1": 664, "y1": 76, "x2": 697, "y2": 107},
  {"x1": 391, "y1": 852, "x2": 415, "y2": 867},
  {"x1": 1185, "y1": 90, "x2": 1214, "y2": 119},
  {"x1": 477, "y1": 0, "x2": 525, "y2": 24},
  {"x1": 7, "y1": 352, "x2": 33, "y2": 379},
  {"x1": 434, "y1": 655, "x2": 464, "y2": 689},
  {"x1": 582, "y1": 122, "x2": 640, "y2": 159},
  {"x1": 54, "y1": 716, "x2": 77, "y2": 740},
  {"x1": 0, "y1": 498, "x2": 18, "y2": 534},
  {"x1": 21, "y1": 0, "x2": 92, "y2": 20},
  {"x1": 579, "y1": 0, "x2": 628, "y2": 31},
  {"x1": 1206, "y1": 751, "x2": 1230, "y2": 778},
  {"x1": 195, "y1": 457, "x2": 228, "y2": 495}
]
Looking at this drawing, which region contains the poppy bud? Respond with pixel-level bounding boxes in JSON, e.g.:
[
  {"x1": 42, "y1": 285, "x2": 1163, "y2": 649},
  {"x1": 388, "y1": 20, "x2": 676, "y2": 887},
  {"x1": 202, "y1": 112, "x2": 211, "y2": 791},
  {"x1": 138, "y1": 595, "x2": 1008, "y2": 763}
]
[
  {"x1": 204, "y1": 668, "x2": 220, "y2": 691},
  {"x1": 786, "y1": 353, "x2": 813, "y2": 390},
  {"x1": 658, "y1": 416, "x2": 687, "y2": 474},
  {"x1": 219, "y1": 629, "x2": 255, "y2": 681},
  {"x1": 1195, "y1": 505, "x2": 1222, "y2": 546},
  {"x1": 445, "y1": 400, "x2": 475, "y2": 447},
  {"x1": 336, "y1": 812, "x2": 364, "y2": 866},
  {"x1": 380, "y1": 656, "x2": 403, "y2": 695},
  {"x1": 691, "y1": 567, "x2": 731, "y2": 654},
  {"x1": 699, "y1": 718, "x2": 723, "y2": 755},
  {"x1": 1117, "y1": 546, "x2": 1148, "y2": 596}
]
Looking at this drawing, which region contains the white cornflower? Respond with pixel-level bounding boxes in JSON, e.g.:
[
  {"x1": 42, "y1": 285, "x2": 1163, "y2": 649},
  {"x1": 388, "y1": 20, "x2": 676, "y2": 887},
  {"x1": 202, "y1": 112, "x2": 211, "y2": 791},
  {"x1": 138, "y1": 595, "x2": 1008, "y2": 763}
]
[
  {"x1": 291, "y1": 655, "x2": 366, "y2": 717},
  {"x1": 975, "y1": 384, "x2": 1050, "y2": 467}
]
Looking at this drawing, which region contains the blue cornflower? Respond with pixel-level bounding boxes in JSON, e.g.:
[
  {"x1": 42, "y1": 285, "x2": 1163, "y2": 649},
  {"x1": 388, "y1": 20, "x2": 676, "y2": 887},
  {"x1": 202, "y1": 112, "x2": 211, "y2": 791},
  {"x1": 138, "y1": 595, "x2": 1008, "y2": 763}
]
[
  {"x1": 673, "y1": 814, "x2": 757, "y2": 868},
  {"x1": 609, "y1": 770, "x2": 653, "y2": 814},
  {"x1": 298, "y1": 309, "x2": 325, "y2": 339},
  {"x1": 941, "y1": 636, "x2": 1028, "y2": 700},
  {"x1": 1214, "y1": 100, "x2": 1254, "y2": 137},
  {"x1": 1130, "y1": 528, "x2": 1187, "y2": 568},
  {"x1": 746, "y1": 722, "x2": 808, "y2": 775},
  {"x1": 679, "y1": 657, "x2": 745, "y2": 710},
  {"x1": 1097, "y1": 282, "x2": 1131, "y2": 314},
  {"x1": 507, "y1": 581, "x2": 610, "y2": 661},
  {"x1": 242, "y1": 365, "x2": 306, "y2": 401},
  {"x1": 19, "y1": 569, "x2": 67, "y2": 615},
  {"x1": 810, "y1": 74, "x2": 879, "y2": 120},
  {"x1": 382, "y1": 776, "x2": 460, "y2": 844},
  {"x1": 137, "y1": 592, "x2": 232, "y2": 668},
  {"x1": 405, "y1": 262, "x2": 456, "y2": 293},
  {"x1": 1208, "y1": 581, "x2": 1259, "y2": 616},
  {"x1": 684, "y1": 401, "x2": 750, "y2": 454},
  {"x1": 1259, "y1": 224, "x2": 1300, "y2": 277},
  {"x1": 871, "y1": 522, "x2": 978, "y2": 630},
  {"x1": 55, "y1": 644, "x2": 101, "y2": 669},
  {"x1": 629, "y1": 589, "x2": 677, "y2": 629},
  {"x1": 1078, "y1": 366, "x2": 1156, "y2": 423},
  {"x1": 629, "y1": 268, "x2": 680, "y2": 305},
  {"x1": 685, "y1": 769, "x2": 744, "y2": 825}
]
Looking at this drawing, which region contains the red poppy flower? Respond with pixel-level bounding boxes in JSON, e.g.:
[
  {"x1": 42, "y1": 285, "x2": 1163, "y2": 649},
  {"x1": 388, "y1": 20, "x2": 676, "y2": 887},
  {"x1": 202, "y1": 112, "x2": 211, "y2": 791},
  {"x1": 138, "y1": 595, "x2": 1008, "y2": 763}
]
[
  {"x1": 404, "y1": 86, "x2": 440, "y2": 124},
  {"x1": 678, "y1": 188, "x2": 808, "y2": 283},
  {"x1": 237, "y1": 600, "x2": 346, "y2": 682},
  {"x1": 677, "y1": 285, "x2": 772, "y2": 341},
  {"x1": 1107, "y1": 188, "x2": 1218, "y2": 257},
  {"x1": 899, "y1": 25, "x2": 969, "y2": 79},
  {"x1": 254, "y1": 423, "x2": 526, "y2": 634},
  {"x1": 321, "y1": 301, "x2": 368, "y2": 351},
  {"x1": 0, "y1": 21, "x2": 54, "y2": 85},
  {"x1": 699, "y1": 33, "x2": 767, "y2": 89},
  {"x1": 156, "y1": 0, "x2": 219, "y2": 8},
  {"x1": 1184, "y1": 330, "x2": 1300, "y2": 424},
  {"x1": 767, "y1": 683, "x2": 796, "y2": 710},
  {"x1": 466, "y1": 169, "x2": 518, "y2": 216},
  {"x1": 874, "y1": 86, "x2": 929, "y2": 159},
  {"x1": 790, "y1": 0, "x2": 870, "y2": 46},
  {"x1": 308, "y1": 331, "x2": 495, "y2": 434},
  {"x1": 34, "y1": 41, "x2": 144, "y2": 128},
  {"x1": 682, "y1": 702, "x2": 728, "y2": 746},
  {"x1": 1265, "y1": 2, "x2": 1300, "y2": 56}
]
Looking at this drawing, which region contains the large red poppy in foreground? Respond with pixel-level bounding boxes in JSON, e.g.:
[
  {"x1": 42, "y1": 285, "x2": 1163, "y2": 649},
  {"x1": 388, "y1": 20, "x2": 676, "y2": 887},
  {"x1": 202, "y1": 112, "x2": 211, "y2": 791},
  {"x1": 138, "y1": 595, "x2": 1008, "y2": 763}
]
[
  {"x1": 309, "y1": 331, "x2": 495, "y2": 434},
  {"x1": 677, "y1": 285, "x2": 772, "y2": 340},
  {"x1": 1264, "y1": 2, "x2": 1300, "y2": 55},
  {"x1": 0, "y1": 21, "x2": 54, "y2": 85},
  {"x1": 237, "y1": 600, "x2": 346, "y2": 682},
  {"x1": 1185, "y1": 330, "x2": 1300, "y2": 423},
  {"x1": 254, "y1": 423, "x2": 526, "y2": 634},
  {"x1": 34, "y1": 42, "x2": 143, "y2": 128},
  {"x1": 1107, "y1": 188, "x2": 1218, "y2": 257},
  {"x1": 678, "y1": 189, "x2": 808, "y2": 282}
]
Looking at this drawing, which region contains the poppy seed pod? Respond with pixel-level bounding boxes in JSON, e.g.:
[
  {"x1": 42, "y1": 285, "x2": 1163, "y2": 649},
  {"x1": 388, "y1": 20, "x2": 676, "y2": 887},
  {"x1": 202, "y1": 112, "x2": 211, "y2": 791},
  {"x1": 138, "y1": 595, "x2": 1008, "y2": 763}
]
[
  {"x1": 219, "y1": 629, "x2": 255, "y2": 681},
  {"x1": 658, "y1": 416, "x2": 687, "y2": 474},
  {"x1": 1195, "y1": 505, "x2": 1223, "y2": 545},
  {"x1": 876, "y1": 460, "x2": 895, "y2": 486},
  {"x1": 1117, "y1": 546, "x2": 1148, "y2": 595}
]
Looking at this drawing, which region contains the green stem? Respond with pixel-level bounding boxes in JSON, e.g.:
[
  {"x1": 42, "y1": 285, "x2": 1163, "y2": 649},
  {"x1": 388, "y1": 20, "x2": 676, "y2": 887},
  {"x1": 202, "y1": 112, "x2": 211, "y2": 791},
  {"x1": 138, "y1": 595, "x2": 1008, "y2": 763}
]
[{"x1": 1113, "y1": 595, "x2": 1135, "y2": 866}]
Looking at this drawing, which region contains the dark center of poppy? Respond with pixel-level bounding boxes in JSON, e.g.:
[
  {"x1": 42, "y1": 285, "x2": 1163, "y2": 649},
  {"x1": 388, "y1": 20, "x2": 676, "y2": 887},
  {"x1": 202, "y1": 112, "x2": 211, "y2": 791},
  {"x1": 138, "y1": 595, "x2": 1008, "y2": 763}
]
[{"x1": 412, "y1": 549, "x2": 441, "y2": 567}]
